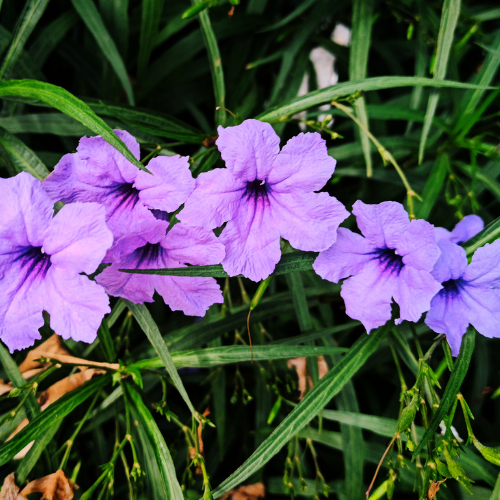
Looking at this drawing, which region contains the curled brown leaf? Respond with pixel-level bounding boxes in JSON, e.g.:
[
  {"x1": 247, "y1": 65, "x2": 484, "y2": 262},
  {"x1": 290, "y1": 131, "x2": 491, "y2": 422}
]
[
  {"x1": 287, "y1": 356, "x2": 329, "y2": 399},
  {"x1": 220, "y1": 482, "x2": 265, "y2": 500},
  {"x1": 20, "y1": 470, "x2": 78, "y2": 500}
]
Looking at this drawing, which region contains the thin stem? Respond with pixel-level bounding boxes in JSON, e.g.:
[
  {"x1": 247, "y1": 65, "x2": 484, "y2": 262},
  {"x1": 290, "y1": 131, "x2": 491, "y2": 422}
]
[
  {"x1": 366, "y1": 434, "x2": 398, "y2": 499},
  {"x1": 332, "y1": 101, "x2": 420, "y2": 218}
]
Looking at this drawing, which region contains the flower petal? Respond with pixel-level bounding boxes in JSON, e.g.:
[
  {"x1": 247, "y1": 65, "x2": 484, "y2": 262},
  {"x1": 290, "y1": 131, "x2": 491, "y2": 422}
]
[
  {"x1": 135, "y1": 155, "x2": 195, "y2": 213},
  {"x1": 268, "y1": 132, "x2": 336, "y2": 192},
  {"x1": 424, "y1": 291, "x2": 470, "y2": 356},
  {"x1": 0, "y1": 266, "x2": 44, "y2": 352},
  {"x1": 393, "y1": 266, "x2": 442, "y2": 324},
  {"x1": 461, "y1": 285, "x2": 500, "y2": 340},
  {"x1": 449, "y1": 215, "x2": 484, "y2": 243},
  {"x1": 352, "y1": 200, "x2": 409, "y2": 249},
  {"x1": 270, "y1": 191, "x2": 349, "y2": 251},
  {"x1": 340, "y1": 260, "x2": 397, "y2": 333},
  {"x1": 42, "y1": 203, "x2": 113, "y2": 274},
  {"x1": 396, "y1": 219, "x2": 440, "y2": 272},
  {"x1": 431, "y1": 239, "x2": 468, "y2": 283},
  {"x1": 216, "y1": 119, "x2": 280, "y2": 181},
  {"x1": 0, "y1": 173, "x2": 52, "y2": 258},
  {"x1": 44, "y1": 269, "x2": 110, "y2": 343},
  {"x1": 313, "y1": 228, "x2": 375, "y2": 283},
  {"x1": 463, "y1": 240, "x2": 500, "y2": 286},
  {"x1": 178, "y1": 168, "x2": 244, "y2": 229},
  {"x1": 155, "y1": 275, "x2": 223, "y2": 317},
  {"x1": 76, "y1": 129, "x2": 140, "y2": 184},
  {"x1": 220, "y1": 199, "x2": 281, "y2": 281},
  {"x1": 162, "y1": 224, "x2": 225, "y2": 266}
]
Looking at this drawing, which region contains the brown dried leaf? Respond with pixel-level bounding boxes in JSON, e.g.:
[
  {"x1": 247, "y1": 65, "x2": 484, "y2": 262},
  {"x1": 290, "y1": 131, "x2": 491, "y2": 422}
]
[
  {"x1": 0, "y1": 473, "x2": 24, "y2": 500},
  {"x1": 287, "y1": 356, "x2": 329, "y2": 399},
  {"x1": 20, "y1": 470, "x2": 78, "y2": 500},
  {"x1": 427, "y1": 479, "x2": 446, "y2": 500},
  {"x1": 18, "y1": 335, "x2": 70, "y2": 374},
  {"x1": 0, "y1": 380, "x2": 12, "y2": 397},
  {"x1": 220, "y1": 483, "x2": 265, "y2": 500}
]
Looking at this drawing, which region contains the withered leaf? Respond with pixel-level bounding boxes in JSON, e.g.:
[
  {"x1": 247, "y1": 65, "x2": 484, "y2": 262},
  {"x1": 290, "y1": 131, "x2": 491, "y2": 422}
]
[
  {"x1": 427, "y1": 479, "x2": 446, "y2": 500},
  {"x1": 220, "y1": 482, "x2": 265, "y2": 500},
  {"x1": 0, "y1": 473, "x2": 24, "y2": 500},
  {"x1": 19, "y1": 334, "x2": 70, "y2": 374},
  {"x1": 20, "y1": 470, "x2": 78, "y2": 500},
  {"x1": 287, "y1": 356, "x2": 329, "y2": 399}
]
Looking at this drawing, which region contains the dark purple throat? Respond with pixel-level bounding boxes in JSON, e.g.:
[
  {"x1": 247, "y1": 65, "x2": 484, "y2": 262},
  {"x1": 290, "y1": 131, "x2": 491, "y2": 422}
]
[
  {"x1": 372, "y1": 247, "x2": 404, "y2": 275},
  {"x1": 243, "y1": 179, "x2": 269, "y2": 202},
  {"x1": 14, "y1": 246, "x2": 52, "y2": 281}
]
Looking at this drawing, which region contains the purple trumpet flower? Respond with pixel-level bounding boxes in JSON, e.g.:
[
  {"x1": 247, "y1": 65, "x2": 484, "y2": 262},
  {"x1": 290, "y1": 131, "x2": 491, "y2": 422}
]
[
  {"x1": 96, "y1": 215, "x2": 225, "y2": 316},
  {"x1": 435, "y1": 214, "x2": 484, "y2": 244},
  {"x1": 178, "y1": 119, "x2": 349, "y2": 281},
  {"x1": 43, "y1": 130, "x2": 195, "y2": 261},
  {"x1": 313, "y1": 201, "x2": 442, "y2": 332},
  {"x1": 0, "y1": 173, "x2": 113, "y2": 352},
  {"x1": 425, "y1": 216, "x2": 500, "y2": 355}
]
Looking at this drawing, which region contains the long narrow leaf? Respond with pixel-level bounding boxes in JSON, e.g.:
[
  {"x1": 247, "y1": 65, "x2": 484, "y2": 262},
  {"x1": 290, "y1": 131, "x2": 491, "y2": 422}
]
[
  {"x1": 71, "y1": 0, "x2": 135, "y2": 105},
  {"x1": 211, "y1": 326, "x2": 388, "y2": 497},
  {"x1": 0, "y1": 375, "x2": 109, "y2": 466},
  {"x1": 418, "y1": 0, "x2": 460, "y2": 163},
  {"x1": 125, "y1": 301, "x2": 196, "y2": 416},
  {"x1": 0, "y1": 80, "x2": 146, "y2": 171},
  {"x1": 124, "y1": 383, "x2": 184, "y2": 500},
  {"x1": 120, "y1": 251, "x2": 316, "y2": 278},
  {"x1": 0, "y1": 0, "x2": 50, "y2": 80},
  {"x1": 256, "y1": 76, "x2": 490, "y2": 123},
  {"x1": 412, "y1": 328, "x2": 475, "y2": 457}
]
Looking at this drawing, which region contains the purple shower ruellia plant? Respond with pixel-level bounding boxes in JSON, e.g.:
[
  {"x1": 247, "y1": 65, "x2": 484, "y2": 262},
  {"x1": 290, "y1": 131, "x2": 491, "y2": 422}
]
[
  {"x1": 178, "y1": 119, "x2": 349, "y2": 281},
  {"x1": 0, "y1": 172, "x2": 113, "y2": 352},
  {"x1": 314, "y1": 201, "x2": 442, "y2": 332}
]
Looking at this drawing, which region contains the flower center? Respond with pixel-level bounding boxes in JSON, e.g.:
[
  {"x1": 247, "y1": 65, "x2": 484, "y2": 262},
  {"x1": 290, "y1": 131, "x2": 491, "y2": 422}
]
[
  {"x1": 243, "y1": 179, "x2": 269, "y2": 202},
  {"x1": 14, "y1": 246, "x2": 52, "y2": 281},
  {"x1": 109, "y1": 183, "x2": 141, "y2": 214},
  {"x1": 135, "y1": 242, "x2": 163, "y2": 266},
  {"x1": 373, "y1": 247, "x2": 404, "y2": 275},
  {"x1": 441, "y1": 278, "x2": 461, "y2": 298}
]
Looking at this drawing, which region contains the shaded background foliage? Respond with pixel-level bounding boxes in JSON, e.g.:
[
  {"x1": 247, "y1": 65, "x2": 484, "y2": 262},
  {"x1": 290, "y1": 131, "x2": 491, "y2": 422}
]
[{"x1": 0, "y1": 0, "x2": 500, "y2": 499}]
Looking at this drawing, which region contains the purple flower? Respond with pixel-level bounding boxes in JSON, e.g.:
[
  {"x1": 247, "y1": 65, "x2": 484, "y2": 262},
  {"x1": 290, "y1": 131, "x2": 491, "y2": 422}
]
[
  {"x1": 435, "y1": 214, "x2": 484, "y2": 243},
  {"x1": 43, "y1": 130, "x2": 195, "y2": 260},
  {"x1": 313, "y1": 201, "x2": 442, "y2": 332},
  {"x1": 96, "y1": 218, "x2": 225, "y2": 317},
  {"x1": 425, "y1": 231, "x2": 500, "y2": 356},
  {"x1": 0, "y1": 173, "x2": 113, "y2": 352},
  {"x1": 178, "y1": 119, "x2": 349, "y2": 281}
]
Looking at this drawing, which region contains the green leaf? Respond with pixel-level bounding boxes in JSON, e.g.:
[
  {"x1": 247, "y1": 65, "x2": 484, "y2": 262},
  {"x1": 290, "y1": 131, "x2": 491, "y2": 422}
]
[
  {"x1": 0, "y1": 0, "x2": 51, "y2": 80},
  {"x1": 0, "y1": 112, "x2": 90, "y2": 136},
  {"x1": 0, "y1": 342, "x2": 40, "y2": 421},
  {"x1": 123, "y1": 383, "x2": 184, "y2": 500},
  {"x1": 193, "y1": 0, "x2": 226, "y2": 125},
  {"x1": 418, "y1": 0, "x2": 461, "y2": 163},
  {"x1": 16, "y1": 421, "x2": 62, "y2": 484},
  {"x1": 97, "y1": 320, "x2": 116, "y2": 363},
  {"x1": 412, "y1": 328, "x2": 475, "y2": 458},
  {"x1": 463, "y1": 216, "x2": 500, "y2": 258},
  {"x1": 211, "y1": 326, "x2": 388, "y2": 497},
  {"x1": 0, "y1": 125, "x2": 50, "y2": 179},
  {"x1": 490, "y1": 473, "x2": 500, "y2": 500},
  {"x1": 322, "y1": 409, "x2": 399, "y2": 438},
  {"x1": 414, "y1": 153, "x2": 449, "y2": 219},
  {"x1": 87, "y1": 100, "x2": 206, "y2": 143},
  {"x1": 137, "y1": 0, "x2": 164, "y2": 82},
  {"x1": 0, "y1": 80, "x2": 146, "y2": 171},
  {"x1": 259, "y1": 0, "x2": 318, "y2": 32},
  {"x1": 473, "y1": 438, "x2": 500, "y2": 467},
  {"x1": 29, "y1": 10, "x2": 79, "y2": 67},
  {"x1": 131, "y1": 345, "x2": 348, "y2": 370},
  {"x1": 0, "y1": 375, "x2": 110, "y2": 467},
  {"x1": 70, "y1": 0, "x2": 135, "y2": 105},
  {"x1": 256, "y1": 76, "x2": 492, "y2": 123},
  {"x1": 120, "y1": 251, "x2": 316, "y2": 277},
  {"x1": 182, "y1": 0, "x2": 212, "y2": 19},
  {"x1": 349, "y1": 0, "x2": 374, "y2": 176},
  {"x1": 124, "y1": 301, "x2": 196, "y2": 416}
]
